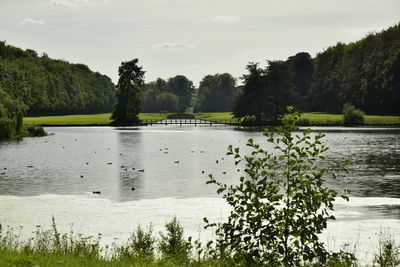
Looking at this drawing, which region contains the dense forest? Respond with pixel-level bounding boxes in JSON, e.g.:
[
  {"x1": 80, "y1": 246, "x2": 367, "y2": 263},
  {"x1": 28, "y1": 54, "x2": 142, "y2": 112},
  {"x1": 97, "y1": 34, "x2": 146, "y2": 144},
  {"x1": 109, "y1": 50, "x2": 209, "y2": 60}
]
[
  {"x1": 233, "y1": 23, "x2": 400, "y2": 121},
  {"x1": 0, "y1": 23, "x2": 399, "y2": 123},
  {"x1": 0, "y1": 41, "x2": 116, "y2": 116},
  {"x1": 309, "y1": 24, "x2": 400, "y2": 115}
]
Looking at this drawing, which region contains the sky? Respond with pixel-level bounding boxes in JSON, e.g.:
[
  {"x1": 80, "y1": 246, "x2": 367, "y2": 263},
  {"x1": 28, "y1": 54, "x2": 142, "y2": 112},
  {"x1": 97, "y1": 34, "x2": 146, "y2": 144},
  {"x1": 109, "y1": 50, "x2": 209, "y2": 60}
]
[{"x1": 0, "y1": 0, "x2": 399, "y2": 85}]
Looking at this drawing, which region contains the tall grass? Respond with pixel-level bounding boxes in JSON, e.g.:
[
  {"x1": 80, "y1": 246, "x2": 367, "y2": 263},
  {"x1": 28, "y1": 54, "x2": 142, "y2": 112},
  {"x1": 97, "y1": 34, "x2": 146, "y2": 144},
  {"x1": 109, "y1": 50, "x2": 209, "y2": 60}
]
[{"x1": 1, "y1": 217, "x2": 397, "y2": 266}]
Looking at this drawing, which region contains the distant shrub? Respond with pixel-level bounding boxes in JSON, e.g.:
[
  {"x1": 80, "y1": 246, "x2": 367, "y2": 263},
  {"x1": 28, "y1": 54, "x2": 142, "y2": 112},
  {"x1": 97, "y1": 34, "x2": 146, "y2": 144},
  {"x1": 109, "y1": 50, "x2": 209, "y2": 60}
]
[
  {"x1": 295, "y1": 116, "x2": 311, "y2": 126},
  {"x1": 343, "y1": 103, "x2": 365, "y2": 126},
  {"x1": 26, "y1": 125, "x2": 47, "y2": 137}
]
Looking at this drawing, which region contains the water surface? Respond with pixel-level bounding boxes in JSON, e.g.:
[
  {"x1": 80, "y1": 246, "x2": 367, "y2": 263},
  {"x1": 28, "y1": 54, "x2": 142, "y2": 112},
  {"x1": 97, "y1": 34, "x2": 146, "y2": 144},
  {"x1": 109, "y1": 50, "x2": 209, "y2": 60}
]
[{"x1": 0, "y1": 125, "x2": 399, "y2": 263}]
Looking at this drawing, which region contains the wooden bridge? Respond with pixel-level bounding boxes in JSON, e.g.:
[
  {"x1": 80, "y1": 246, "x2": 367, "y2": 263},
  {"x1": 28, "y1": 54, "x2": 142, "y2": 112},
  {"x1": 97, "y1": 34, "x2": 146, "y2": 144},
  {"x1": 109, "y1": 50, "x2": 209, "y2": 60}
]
[{"x1": 140, "y1": 118, "x2": 242, "y2": 126}]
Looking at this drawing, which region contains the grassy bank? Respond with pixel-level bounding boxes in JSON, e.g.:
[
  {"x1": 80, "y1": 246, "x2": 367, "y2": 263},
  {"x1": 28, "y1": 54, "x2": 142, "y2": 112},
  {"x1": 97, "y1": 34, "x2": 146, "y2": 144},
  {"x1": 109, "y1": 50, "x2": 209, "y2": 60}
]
[
  {"x1": 195, "y1": 112, "x2": 400, "y2": 125},
  {"x1": 301, "y1": 112, "x2": 400, "y2": 125},
  {"x1": 23, "y1": 112, "x2": 400, "y2": 126},
  {"x1": 23, "y1": 113, "x2": 170, "y2": 126},
  {"x1": 0, "y1": 219, "x2": 398, "y2": 267}
]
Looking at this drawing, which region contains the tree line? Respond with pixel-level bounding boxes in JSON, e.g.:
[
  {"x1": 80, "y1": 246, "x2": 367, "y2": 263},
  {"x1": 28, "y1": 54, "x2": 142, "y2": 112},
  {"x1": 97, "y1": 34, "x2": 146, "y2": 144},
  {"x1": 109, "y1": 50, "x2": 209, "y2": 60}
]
[
  {"x1": 233, "y1": 23, "x2": 400, "y2": 122},
  {"x1": 1, "y1": 23, "x2": 399, "y2": 130},
  {"x1": 0, "y1": 41, "x2": 116, "y2": 116},
  {"x1": 140, "y1": 73, "x2": 238, "y2": 113},
  {"x1": 309, "y1": 24, "x2": 400, "y2": 115},
  {"x1": 141, "y1": 76, "x2": 194, "y2": 113}
]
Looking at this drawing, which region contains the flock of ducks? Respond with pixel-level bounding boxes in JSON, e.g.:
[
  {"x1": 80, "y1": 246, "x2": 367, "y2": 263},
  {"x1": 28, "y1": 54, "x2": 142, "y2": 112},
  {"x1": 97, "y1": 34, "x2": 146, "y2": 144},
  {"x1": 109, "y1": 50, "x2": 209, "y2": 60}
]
[{"x1": 0, "y1": 140, "x2": 232, "y2": 196}]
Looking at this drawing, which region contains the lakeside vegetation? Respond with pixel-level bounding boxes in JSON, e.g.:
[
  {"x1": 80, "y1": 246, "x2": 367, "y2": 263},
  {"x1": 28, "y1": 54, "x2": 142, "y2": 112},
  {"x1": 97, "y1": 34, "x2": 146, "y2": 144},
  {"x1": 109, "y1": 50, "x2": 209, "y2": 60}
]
[
  {"x1": 1, "y1": 24, "x2": 399, "y2": 135},
  {"x1": 0, "y1": 88, "x2": 47, "y2": 140},
  {"x1": 1, "y1": 222, "x2": 398, "y2": 267},
  {"x1": 0, "y1": 218, "x2": 360, "y2": 267},
  {"x1": 22, "y1": 112, "x2": 400, "y2": 126},
  {"x1": 2, "y1": 113, "x2": 400, "y2": 266}
]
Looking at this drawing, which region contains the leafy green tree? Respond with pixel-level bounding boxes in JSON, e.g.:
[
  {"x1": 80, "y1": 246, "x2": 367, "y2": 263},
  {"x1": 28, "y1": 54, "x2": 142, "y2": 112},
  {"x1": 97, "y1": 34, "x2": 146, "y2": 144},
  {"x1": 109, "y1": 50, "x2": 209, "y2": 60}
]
[
  {"x1": 156, "y1": 78, "x2": 168, "y2": 92},
  {"x1": 167, "y1": 75, "x2": 194, "y2": 112},
  {"x1": 265, "y1": 61, "x2": 294, "y2": 123},
  {"x1": 233, "y1": 61, "x2": 294, "y2": 124},
  {"x1": 111, "y1": 59, "x2": 145, "y2": 126},
  {"x1": 205, "y1": 107, "x2": 350, "y2": 266},
  {"x1": 287, "y1": 52, "x2": 313, "y2": 111},
  {"x1": 232, "y1": 62, "x2": 265, "y2": 123},
  {"x1": 142, "y1": 88, "x2": 159, "y2": 112},
  {"x1": 156, "y1": 92, "x2": 179, "y2": 112},
  {"x1": 195, "y1": 73, "x2": 236, "y2": 112},
  {"x1": 287, "y1": 52, "x2": 313, "y2": 97},
  {"x1": 0, "y1": 88, "x2": 27, "y2": 139}
]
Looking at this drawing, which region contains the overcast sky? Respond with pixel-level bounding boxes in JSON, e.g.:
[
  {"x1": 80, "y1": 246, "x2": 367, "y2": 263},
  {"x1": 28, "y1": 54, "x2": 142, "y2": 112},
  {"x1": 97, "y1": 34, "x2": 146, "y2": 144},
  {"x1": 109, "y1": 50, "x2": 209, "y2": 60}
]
[{"x1": 0, "y1": 0, "x2": 399, "y2": 85}]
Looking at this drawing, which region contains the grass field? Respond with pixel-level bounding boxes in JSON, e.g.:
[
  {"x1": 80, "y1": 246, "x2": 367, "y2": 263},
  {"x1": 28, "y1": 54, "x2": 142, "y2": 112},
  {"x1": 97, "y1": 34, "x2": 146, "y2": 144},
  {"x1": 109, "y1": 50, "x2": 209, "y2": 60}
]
[
  {"x1": 23, "y1": 112, "x2": 400, "y2": 126},
  {"x1": 23, "y1": 113, "x2": 170, "y2": 126},
  {"x1": 301, "y1": 112, "x2": 400, "y2": 125}
]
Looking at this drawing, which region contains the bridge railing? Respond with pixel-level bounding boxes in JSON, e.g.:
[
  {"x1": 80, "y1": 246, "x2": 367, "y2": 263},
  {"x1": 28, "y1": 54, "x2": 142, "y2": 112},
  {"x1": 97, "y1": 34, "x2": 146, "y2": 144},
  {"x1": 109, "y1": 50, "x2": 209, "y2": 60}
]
[
  {"x1": 139, "y1": 118, "x2": 244, "y2": 126},
  {"x1": 138, "y1": 118, "x2": 273, "y2": 126}
]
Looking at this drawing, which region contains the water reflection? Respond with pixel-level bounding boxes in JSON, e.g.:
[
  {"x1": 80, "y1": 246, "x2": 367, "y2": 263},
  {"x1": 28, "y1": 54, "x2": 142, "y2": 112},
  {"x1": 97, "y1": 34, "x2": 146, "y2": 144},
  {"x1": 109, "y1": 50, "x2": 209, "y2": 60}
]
[
  {"x1": 117, "y1": 130, "x2": 144, "y2": 200},
  {"x1": 0, "y1": 126, "x2": 399, "y2": 202}
]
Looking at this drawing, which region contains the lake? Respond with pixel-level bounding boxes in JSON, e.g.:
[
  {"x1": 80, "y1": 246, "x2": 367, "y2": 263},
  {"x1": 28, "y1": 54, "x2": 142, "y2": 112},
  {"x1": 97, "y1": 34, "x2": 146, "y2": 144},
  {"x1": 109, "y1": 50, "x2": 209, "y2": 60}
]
[{"x1": 0, "y1": 124, "x2": 399, "y2": 263}]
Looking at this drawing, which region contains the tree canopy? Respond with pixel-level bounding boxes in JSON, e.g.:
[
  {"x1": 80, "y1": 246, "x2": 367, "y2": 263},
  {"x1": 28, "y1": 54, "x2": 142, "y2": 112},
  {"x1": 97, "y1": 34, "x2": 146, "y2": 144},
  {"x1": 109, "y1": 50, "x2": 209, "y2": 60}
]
[
  {"x1": 0, "y1": 88, "x2": 26, "y2": 139},
  {"x1": 233, "y1": 61, "x2": 293, "y2": 123},
  {"x1": 309, "y1": 24, "x2": 400, "y2": 114},
  {"x1": 141, "y1": 75, "x2": 194, "y2": 113},
  {"x1": 0, "y1": 41, "x2": 116, "y2": 116},
  {"x1": 233, "y1": 23, "x2": 400, "y2": 120},
  {"x1": 167, "y1": 75, "x2": 194, "y2": 112},
  {"x1": 111, "y1": 59, "x2": 145, "y2": 126},
  {"x1": 0, "y1": 23, "x2": 399, "y2": 118},
  {"x1": 194, "y1": 73, "x2": 237, "y2": 112}
]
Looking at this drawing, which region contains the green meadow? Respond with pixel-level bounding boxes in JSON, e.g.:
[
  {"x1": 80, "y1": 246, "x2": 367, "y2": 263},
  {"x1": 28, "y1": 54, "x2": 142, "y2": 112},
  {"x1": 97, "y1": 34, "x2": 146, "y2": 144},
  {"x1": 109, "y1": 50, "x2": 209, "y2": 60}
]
[
  {"x1": 23, "y1": 113, "x2": 170, "y2": 126},
  {"x1": 23, "y1": 112, "x2": 400, "y2": 126}
]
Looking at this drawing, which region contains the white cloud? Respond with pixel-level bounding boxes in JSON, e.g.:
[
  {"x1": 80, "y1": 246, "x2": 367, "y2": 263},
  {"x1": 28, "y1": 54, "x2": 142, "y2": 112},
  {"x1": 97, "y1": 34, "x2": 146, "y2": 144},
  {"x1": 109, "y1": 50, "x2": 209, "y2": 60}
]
[
  {"x1": 20, "y1": 18, "x2": 45, "y2": 25},
  {"x1": 211, "y1": 15, "x2": 240, "y2": 23},
  {"x1": 153, "y1": 42, "x2": 197, "y2": 50},
  {"x1": 49, "y1": 0, "x2": 109, "y2": 8}
]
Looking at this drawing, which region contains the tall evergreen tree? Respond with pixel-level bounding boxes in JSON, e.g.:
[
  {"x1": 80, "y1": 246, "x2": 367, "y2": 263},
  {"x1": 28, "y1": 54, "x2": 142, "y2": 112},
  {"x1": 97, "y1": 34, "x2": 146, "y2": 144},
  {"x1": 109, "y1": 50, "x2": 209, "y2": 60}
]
[{"x1": 111, "y1": 59, "x2": 145, "y2": 126}]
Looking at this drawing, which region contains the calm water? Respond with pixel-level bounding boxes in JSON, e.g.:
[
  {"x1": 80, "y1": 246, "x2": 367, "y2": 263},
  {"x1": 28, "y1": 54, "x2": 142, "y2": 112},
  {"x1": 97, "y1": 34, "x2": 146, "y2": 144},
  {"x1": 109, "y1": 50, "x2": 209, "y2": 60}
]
[
  {"x1": 0, "y1": 125, "x2": 399, "y2": 200},
  {"x1": 0, "y1": 125, "x2": 399, "y2": 262}
]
